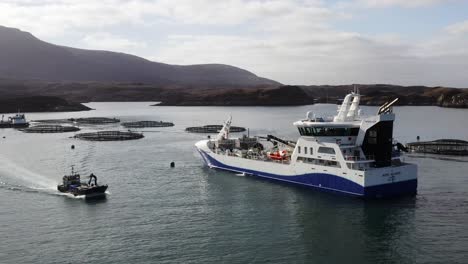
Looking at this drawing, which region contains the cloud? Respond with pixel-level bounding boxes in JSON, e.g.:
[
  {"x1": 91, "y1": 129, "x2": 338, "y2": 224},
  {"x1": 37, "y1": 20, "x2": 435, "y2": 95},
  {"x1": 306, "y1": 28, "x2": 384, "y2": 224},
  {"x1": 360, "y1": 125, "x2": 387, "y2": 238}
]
[
  {"x1": 0, "y1": 0, "x2": 337, "y2": 37},
  {"x1": 345, "y1": 0, "x2": 453, "y2": 8},
  {"x1": 0, "y1": 0, "x2": 157, "y2": 37},
  {"x1": 155, "y1": 19, "x2": 468, "y2": 87},
  {"x1": 446, "y1": 20, "x2": 468, "y2": 35},
  {"x1": 0, "y1": 0, "x2": 467, "y2": 87}
]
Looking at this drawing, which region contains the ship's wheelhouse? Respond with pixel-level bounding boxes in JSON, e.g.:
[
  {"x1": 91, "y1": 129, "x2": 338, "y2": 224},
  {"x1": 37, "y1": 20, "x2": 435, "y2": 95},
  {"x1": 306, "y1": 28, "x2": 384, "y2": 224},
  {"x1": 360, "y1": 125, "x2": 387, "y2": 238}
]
[{"x1": 297, "y1": 125, "x2": 359, "y2": 137}]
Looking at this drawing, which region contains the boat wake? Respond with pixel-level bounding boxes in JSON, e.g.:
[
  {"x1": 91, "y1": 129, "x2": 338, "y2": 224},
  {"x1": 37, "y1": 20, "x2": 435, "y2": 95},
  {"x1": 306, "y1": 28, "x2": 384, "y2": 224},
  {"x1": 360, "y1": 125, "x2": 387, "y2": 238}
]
[
  {"x1": 0, "y1": 180, "x2": 89, "y2": 199},
  {"x1": 0, "y1": 156, "x2": 56, "y2": 191}
]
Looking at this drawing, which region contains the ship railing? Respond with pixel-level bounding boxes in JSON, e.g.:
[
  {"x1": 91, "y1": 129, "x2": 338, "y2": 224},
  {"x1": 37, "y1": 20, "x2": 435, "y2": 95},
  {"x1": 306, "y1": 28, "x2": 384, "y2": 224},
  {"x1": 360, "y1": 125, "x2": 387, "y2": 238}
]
[
  {"x1": 344, "y1": 155, "x2": 375, "y2": 162},
  {"x1": 216, "y1": 148, "x2": 291, "y2": 164}
]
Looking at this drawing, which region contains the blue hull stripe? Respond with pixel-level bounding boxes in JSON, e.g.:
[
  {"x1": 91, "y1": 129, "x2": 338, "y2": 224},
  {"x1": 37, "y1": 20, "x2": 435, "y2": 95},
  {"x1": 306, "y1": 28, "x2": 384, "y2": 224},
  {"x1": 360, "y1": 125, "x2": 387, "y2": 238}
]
[{"x1": 198, "y1": 149, "x2": 417, "y2": 198}]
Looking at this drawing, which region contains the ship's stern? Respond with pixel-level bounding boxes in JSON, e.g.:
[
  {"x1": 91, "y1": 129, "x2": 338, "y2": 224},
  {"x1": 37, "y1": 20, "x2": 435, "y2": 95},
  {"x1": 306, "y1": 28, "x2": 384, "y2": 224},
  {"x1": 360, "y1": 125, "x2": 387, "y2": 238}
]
[{"x1": 363, "y1": 163, "x2": 418, "y2": 198}]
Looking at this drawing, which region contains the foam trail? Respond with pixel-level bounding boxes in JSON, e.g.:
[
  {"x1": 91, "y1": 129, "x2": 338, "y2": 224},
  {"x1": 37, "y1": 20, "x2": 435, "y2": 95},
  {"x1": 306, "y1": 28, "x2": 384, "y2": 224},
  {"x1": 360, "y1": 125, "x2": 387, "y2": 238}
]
[{"x1": 0, "y1": 156, "x2": 56, "y2": 189}]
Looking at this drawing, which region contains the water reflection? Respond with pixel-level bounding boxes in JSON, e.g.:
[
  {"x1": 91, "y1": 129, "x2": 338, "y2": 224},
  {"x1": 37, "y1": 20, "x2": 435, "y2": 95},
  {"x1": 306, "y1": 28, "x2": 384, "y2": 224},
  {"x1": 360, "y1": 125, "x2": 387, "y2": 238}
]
[
  {"x1": 84, "y1": 195, "x2": 108, "y2": 204},
  {"x1": 295, "y1": 191, "x2": 417, "y2": 263}
]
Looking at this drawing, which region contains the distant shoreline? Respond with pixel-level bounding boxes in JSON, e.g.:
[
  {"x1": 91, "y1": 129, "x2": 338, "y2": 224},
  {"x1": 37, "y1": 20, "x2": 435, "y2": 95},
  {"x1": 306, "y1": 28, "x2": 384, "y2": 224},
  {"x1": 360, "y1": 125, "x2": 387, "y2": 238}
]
[
  {"x1": 0, "y1": 96, "x2": 91, "y2": 114},
  {"x1": 1, "y1": 80, "x2": 467, "y2": 111}
]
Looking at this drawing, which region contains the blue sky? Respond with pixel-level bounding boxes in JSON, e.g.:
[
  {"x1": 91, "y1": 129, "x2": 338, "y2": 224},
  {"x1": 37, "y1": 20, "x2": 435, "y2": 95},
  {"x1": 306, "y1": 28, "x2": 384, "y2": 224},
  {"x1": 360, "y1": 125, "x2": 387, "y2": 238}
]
[{"x1": 0, "y1": 0, "x2": 467, "y2": 87}]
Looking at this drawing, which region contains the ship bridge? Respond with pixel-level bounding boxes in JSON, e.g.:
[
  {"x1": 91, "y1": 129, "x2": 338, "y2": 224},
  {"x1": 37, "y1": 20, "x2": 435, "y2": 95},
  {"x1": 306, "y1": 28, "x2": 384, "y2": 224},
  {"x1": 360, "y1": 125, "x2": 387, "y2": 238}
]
[{"x1": 294, "y1": 91, "x2": 362, "y2": 143}]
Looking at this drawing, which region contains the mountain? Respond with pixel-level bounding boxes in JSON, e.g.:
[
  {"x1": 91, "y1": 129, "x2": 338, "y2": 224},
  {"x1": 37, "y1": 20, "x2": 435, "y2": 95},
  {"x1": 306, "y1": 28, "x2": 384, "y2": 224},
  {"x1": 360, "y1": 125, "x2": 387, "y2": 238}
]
[
  {"x1": 0, "y1": 26, "x2": 279, "y2": 87},
  {"x1": 1, "y1": 26, "x2": 467, "y2": 109}
]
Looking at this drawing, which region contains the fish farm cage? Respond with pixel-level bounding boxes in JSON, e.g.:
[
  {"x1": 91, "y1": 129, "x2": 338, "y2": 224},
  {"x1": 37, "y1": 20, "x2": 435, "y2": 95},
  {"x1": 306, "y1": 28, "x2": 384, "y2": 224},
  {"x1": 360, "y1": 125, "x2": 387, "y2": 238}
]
[
  {"x1": 122, "y1": 121, "x2": 174, "y2": 128},
  {"x1": 32, "y1": 117, "x2": 120, "y2": 125},
  {"x1": 21, "y1": 125, "x2": 80, "y2": 133},
  {"x1": 31, "y1": 119, "x2": 70, "y2": 124},
  {"x1": 70, "y1": 117, "x2": 120, "y2": 124},
  {"x1": 407, "y1": 139, "x2": 468, "y2": 155},
  {"x1": 74, "y1": 131, "x2": 144, "y2": 141},
  {"x1": 186, "y1": 125, "x2": 246, "y2": 133}
]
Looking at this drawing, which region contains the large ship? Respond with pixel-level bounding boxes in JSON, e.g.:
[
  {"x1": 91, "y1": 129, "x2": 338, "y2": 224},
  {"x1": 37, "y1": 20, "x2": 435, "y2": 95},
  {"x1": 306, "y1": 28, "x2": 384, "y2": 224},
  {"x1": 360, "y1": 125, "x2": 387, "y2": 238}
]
[
  {"x1": 195, "y1": 91, "x2": 417, "y2": 198},
  {"x1": 0, "y1": 113, "x2": 30, "y2": 128}
]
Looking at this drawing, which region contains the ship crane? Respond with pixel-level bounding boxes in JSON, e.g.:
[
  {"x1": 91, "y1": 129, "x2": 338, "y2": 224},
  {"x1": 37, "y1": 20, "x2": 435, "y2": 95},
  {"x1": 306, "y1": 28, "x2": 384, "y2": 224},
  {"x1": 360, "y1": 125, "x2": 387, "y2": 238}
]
[
  {"x1": 378, "y1": 98, "x2": 399, "y2": 114},
  {"x1": 258, "y1": 135, "x2": 296, "y2": 148}
]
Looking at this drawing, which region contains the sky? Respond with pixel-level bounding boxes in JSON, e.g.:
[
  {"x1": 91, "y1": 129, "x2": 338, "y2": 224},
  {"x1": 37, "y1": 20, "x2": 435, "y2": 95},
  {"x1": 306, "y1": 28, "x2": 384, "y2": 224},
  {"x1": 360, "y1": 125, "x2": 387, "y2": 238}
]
[{"x1": 0, "y1": 0, "x2": 467, "y2": 87}]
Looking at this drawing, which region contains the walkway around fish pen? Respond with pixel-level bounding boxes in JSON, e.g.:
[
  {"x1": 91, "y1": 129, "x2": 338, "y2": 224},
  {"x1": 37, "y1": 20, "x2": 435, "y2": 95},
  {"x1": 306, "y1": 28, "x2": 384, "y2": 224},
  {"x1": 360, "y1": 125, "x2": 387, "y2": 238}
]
[
  {"x1": 407, "y1": 139, "x2": 468, "y2": 155},
  {"x1": 21, "y1": 125, "x2": 80, "y2": 133},
  {"x1": 74, "y1": 131, "x2": 144, "y2": 141},
  {"x1": 32, "y1": 117, "x2": 120, "y2": 125},
  {"x1": 70, "y1": 117, "x2": 120, "y2": 124},
  {"x1": 122, "y1": 121, "x2": 174, "y2": 128}
]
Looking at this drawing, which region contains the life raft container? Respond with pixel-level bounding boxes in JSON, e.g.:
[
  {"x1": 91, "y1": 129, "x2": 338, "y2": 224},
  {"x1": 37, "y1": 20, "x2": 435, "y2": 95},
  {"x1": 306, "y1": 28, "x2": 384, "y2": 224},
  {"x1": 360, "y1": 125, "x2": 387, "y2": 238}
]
[{"x1": 268, "y1": 150, "x2": 289, "y2": 160}]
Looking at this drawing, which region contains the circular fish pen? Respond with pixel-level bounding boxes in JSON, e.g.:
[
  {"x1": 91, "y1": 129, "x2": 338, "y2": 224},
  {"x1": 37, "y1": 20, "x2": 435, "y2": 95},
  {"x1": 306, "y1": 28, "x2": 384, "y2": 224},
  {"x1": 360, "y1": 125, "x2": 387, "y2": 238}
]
[
  {"x1": 74, "y1": 131, "x2": 144, "y2": 141},
  {"x1": 31, "y1": 119, "x2": 71, "y2": 124},
  {"x1": 122, "y1": 121, "x2": 174, "y2": 128},
  {"x1": 70, "y1": 117, "x2": 120, "y2": 124},
  {"x1": 186, "y1": 125, "x2": 246, "y2": 133},
  {"x1": 407, "y1": 139, "x2": 468, "y2": 155},
  {"x1": 32, "y1": 117, "x2": 120, "y2": 125},
  {"x1": 21, "y1": 125, "x2": 80, "y2": 133}
]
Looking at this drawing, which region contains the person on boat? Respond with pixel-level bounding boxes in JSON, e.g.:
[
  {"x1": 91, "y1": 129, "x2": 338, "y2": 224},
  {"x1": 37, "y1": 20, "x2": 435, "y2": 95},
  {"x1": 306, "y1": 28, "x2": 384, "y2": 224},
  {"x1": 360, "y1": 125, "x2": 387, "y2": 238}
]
[{"x1": 88, "y1": 173, "x2": 98, "y2": 186}]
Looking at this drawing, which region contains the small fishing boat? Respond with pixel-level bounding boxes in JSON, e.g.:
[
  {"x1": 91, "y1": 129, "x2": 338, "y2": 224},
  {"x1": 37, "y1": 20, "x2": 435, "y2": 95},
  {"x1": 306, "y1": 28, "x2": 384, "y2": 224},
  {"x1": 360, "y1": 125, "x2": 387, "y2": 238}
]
[
  {"x1": 57, "y1": 166, "x2": 108, "y2": 197},
  {"x1": 0, "y1": 112, "x2": 30, "y2": 128}
]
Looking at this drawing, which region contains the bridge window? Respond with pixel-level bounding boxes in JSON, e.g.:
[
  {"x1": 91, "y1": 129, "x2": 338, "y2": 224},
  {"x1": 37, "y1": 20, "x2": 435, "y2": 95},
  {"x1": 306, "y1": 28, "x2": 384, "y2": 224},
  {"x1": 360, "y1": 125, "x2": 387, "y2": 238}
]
[
  {"x1": 318, "y1": 147, "x2": 336, "y2": 155},
  {"x1": 304, "y1": 147, "x2": 308, "y2": 154},
  {"x1": 310, "y1": 147, "x2": 313, "y2": 155},
  {"x1": 298, "y1": 127, "x2": 359, "y2": 137},
  {"x1": 298, "y1": 146, "x2": 301, "y2": 154}
]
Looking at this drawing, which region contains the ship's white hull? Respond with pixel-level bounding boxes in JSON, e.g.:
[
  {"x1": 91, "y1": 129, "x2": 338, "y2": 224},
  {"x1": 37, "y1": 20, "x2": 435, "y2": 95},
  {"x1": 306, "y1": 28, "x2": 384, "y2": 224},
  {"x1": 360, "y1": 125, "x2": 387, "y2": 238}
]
[{"x1": 196, "y1": 140, "x2": 417, "y2": 198}]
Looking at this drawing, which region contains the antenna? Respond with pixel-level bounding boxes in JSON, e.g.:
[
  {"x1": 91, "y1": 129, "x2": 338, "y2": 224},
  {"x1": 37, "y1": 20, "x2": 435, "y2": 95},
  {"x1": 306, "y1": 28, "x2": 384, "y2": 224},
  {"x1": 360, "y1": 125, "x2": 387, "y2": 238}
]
[{"x1": 353, "y1": 84, "x2": 360, "y2": 94}]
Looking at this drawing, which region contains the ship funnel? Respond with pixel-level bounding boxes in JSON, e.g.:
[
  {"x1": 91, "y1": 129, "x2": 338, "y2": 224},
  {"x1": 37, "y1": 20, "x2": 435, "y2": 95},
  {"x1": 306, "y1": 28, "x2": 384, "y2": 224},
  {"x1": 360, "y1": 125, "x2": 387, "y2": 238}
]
[
  {"x1": 346, "y1": 93, "x2": 360, "y2": 120},
  {"x1": 334, "y1": 91, "x2": 360, "y2": 122}
]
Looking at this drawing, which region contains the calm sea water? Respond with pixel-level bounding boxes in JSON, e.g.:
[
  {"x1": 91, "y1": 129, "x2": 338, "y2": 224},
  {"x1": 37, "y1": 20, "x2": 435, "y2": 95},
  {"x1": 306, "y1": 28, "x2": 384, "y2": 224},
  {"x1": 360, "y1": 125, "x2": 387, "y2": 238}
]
[{"x1": 1, "y1": 103, "x2": 467, "y2": 264}]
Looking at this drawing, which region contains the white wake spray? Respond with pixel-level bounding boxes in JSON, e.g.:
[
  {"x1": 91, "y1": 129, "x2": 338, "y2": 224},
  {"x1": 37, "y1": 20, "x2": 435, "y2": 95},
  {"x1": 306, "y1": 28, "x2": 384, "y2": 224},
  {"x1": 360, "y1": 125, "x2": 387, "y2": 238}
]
[{"x1": 0, "y1": 155, "x2": 56, "y2": 189}]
